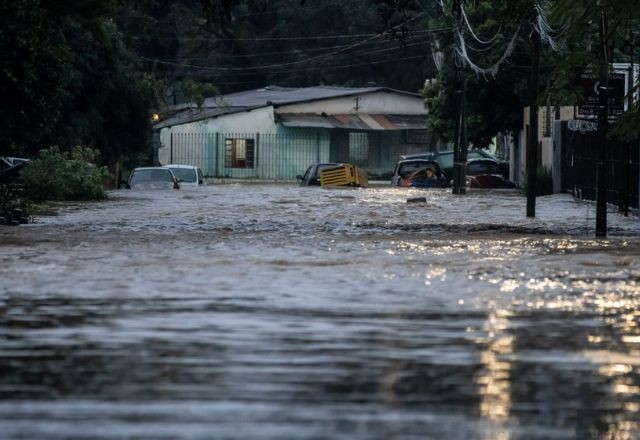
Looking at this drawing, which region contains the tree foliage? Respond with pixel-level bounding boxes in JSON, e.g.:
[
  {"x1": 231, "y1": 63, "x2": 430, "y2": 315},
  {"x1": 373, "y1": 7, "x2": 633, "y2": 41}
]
[
  {"x1": 22, "y1": 146, "x2": 109, "y2": 202},
  {"x1": 0, "y1": 0, "x2": 158, "y2": 164},
  {"x1": 2, "y1": 0, "x2": 639, "y2": 165},
  {"x1": 550, "y1": 0, "x2": 640, "y2": 141}
]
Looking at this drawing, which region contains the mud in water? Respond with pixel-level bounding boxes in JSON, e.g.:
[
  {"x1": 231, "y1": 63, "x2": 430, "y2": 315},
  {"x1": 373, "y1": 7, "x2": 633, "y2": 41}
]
[{"x1": 1, "y1": 185, "x2": 639, "y2": 439}]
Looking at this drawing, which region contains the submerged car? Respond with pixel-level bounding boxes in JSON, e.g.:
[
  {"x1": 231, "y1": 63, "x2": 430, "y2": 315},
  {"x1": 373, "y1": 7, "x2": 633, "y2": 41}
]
[
  {"x1": 0, "y1": 156, "x2": 29, "y2": 185},
  {"x1": 391, "y1": 159, "x2": 448, "y2": 188},
  {"x1": 127, "y1": 167, "x2": 180, "y2": 190},
  {"x1": 297, "y1": 163, "x2": 342, "y2": 186},
  {"x1": 165, "y1": 164, "x2": 205, "y2": 187},
  {"x1": 402, "y1": 149, "x2": 509, "y2": 180},
  {"x1": 466, "y1": 159, "x2": 516, "y2": 189},
  {"x1": 0, "y1": 157, "x2": 29, "y2": 174}
]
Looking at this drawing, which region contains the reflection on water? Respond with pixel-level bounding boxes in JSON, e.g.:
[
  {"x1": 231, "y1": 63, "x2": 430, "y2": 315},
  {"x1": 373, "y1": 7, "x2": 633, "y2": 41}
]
[
  {"x1": 476, "y1": 310, "x2": 513, "y2": 431},
  {"x1": 0, "y1": 185, "x2": 639, "y2": 439}
]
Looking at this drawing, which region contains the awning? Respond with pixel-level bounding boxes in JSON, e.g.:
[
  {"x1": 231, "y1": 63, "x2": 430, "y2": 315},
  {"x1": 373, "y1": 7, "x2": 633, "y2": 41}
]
[{"x1": 276, "y1": 113, "x2": 427, "y2": 130}]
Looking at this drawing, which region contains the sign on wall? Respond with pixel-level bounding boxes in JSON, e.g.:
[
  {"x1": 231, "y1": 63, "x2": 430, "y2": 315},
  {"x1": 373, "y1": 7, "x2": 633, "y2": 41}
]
[{"x1": 576, "y1": 71, "x2": 626, "y2": 119}]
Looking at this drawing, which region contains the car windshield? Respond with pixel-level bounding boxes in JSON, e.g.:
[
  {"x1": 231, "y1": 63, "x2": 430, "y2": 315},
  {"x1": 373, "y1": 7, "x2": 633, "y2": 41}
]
[
  {"x1": 402, "y1": 153, "x2": 432, "y2": 160},
  {"x1": 467, "y1": 151, "x2": 483, "y2": 160},
  {"x1": 436, "y1": 153, "x2": 454, "y2": 169},
  {"x1": 398, "y1": 162, "x2": 438, "y2": 177},
  {"x1": 169, "y1": 168, "x2": 197, "y2": 182},
  {"x1": 130, "y1": 169, "x2": 175, "y2": 184},
  {"x1": 467, "y1": 161, "x2": 500, "y2": 175}
]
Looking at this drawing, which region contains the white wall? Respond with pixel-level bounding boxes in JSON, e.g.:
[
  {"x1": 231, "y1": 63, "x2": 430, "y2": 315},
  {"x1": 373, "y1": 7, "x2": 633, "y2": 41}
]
[
  {"x1": 158, "y1": 106, "x2": 276, "y2": 164},
  {"x1": 275, "y1": 91, "x2": 426, "y2": 115},
  {"x1": 512, "y1": 105, "x2": 574, "y2": 188}
]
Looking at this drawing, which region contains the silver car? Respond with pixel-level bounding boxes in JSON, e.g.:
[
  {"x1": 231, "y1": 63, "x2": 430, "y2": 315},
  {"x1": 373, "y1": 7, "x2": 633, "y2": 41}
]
[
  {"x1": 127, "y1": 167, "x2": 180, "y2": 190},
  {"x1": 165, "y1": 164, "x2": 205, "y2": 187}
]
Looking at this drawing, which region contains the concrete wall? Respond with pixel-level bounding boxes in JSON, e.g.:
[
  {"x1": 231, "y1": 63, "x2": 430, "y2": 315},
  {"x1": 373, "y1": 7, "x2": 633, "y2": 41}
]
[
  {"x1": 275, "y1": 91, "x2": 426, "y2": 115},
  {"x1": 511, "y1": 105, "x2": 574, "y2": 188}
]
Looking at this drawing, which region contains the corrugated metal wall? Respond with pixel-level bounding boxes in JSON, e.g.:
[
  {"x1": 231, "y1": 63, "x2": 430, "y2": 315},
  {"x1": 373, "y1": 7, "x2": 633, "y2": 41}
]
[
  {"x1": 166, "y1": 132, "x2": 330, "y2": 180},
  {"x1": 164, "y1": 130, "x2": 431, "y2": 179}
]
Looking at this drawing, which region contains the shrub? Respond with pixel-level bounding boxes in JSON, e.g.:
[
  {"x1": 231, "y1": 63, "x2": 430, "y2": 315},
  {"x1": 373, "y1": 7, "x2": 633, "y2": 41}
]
[
  {"x1": 23, "y1": 147, "x2": 109, "y2": 202},
  {"x1": 0, "y1": 185, "x2": 30, "y2": 220},
  {"x1": 521, "y1": 166, "x2": 554, "y2": 197}
]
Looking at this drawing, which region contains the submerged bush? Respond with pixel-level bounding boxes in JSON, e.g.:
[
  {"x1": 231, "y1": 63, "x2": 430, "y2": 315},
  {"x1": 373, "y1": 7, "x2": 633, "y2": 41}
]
[
  {"x1": 0, "y1": 185, "x2": 30, "y2": 221},
  {"x1": 23, "y1": 147, "x2": 109, "y2": 202},
  {"x1": 521, "y1": 166, "x2": 554, "y2": 197}
]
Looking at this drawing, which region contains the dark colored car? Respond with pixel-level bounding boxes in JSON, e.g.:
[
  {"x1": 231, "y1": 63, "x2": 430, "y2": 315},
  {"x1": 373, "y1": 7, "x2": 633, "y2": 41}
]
[
  {"x1": 297, "y1": 163, "x2": 342, "y2": 186},
  {"x1": 127, "y1": 167, "x2": 180, "y2": 190},
  {"x1": 466, "y1": 159, "x2": 516, "y2": 189},
  {"x1": 0, "y1": 157, "x2": 29, "y2": 185},
  {"x1": 391, "y1": 159, "x2": 448, "y2": 188},
  {"x1": 402, "y1": 150, "x2": 509, "y2": 180}
]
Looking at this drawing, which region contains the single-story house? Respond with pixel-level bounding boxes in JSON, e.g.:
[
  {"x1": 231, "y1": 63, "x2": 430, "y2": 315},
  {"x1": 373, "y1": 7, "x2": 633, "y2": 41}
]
[{"x1": 153, "y1": 85, "x2": 435, "y2": 179}]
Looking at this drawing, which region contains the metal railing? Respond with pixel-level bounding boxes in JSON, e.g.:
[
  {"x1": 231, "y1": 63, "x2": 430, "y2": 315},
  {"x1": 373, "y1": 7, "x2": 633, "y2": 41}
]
[
  {"x1": 168, "y1": 132, "x2": 326, "y2": 180},
  {"x1": 165, "y1": 131, "x2": 424, "y2": 180}
]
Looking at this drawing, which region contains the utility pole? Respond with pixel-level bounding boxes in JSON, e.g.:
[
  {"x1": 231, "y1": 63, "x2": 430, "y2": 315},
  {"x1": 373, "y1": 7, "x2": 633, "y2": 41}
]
[
  {"x1": 458, "y1": 77, "x2": 467, "y2": 193},
  {"x1": 622, "y1": 34, "x2": 634, "y2": 217},
  {"x1": 451, "y1": 0, "x2": 466, "y2": 195},
  {"x1": 595, "y1": 11, "x2": 610, "y2": 237},
  {"x1": 526, "y1": 24, "x2": 541, "y2": 217}
]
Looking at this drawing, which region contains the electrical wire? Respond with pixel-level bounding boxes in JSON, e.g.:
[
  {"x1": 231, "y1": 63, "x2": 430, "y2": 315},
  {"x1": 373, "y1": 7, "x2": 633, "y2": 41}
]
[
  {"x1": 456, "y1": 26, "x2": 521, "y2": 77},
  {"x1": 152, "y1": 32, "x2": 433, "y2": 61},
  {"x1": 130, "y1": 25, "x2": 443, "y2": 42},
  {"x1": 141, "y1": 15, "x2": 444, "y2": 72},
  {"x1": 460, "y1": 3, "x2": 502, "y2": 45},
  {"x1": 147, "y1": 43, "x2": 429, "y2": 76}
]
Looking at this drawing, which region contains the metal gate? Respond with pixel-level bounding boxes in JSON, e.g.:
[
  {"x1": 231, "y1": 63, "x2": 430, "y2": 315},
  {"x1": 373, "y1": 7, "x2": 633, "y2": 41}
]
[{"x1": 559, "y1": 121, "x2": 639, "y2": 209}]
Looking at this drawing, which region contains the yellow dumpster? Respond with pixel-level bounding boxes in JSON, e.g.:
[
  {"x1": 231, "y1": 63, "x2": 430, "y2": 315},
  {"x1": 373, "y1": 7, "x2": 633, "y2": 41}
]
[{"x1": 320, "y1": 164, "x2": 368, "y2": 188}]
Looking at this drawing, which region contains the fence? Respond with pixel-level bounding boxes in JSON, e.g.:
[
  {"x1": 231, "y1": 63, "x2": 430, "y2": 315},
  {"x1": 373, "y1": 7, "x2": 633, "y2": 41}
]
[
  {"x1": 165, "y1": 132, "x2": 330, "y2": 180},
  {"x1": 560, "y1": 121, "x2": 639, "y2": 209}
]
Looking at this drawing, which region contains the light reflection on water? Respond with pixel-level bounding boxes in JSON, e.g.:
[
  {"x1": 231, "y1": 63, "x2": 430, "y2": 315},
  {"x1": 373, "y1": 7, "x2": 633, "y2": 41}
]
[{"x1": 0, "y1": 185, "x2": 639, "y2": 439}]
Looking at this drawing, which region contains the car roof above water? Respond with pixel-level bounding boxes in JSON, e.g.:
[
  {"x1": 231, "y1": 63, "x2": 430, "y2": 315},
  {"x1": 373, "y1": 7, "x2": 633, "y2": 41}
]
[{"x1": 165, "y1": 164, "x2": 198, "y2": 169}]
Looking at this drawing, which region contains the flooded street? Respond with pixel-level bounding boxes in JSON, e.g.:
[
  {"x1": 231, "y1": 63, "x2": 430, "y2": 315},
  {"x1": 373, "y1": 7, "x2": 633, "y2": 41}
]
[{"x1": 1, "y1": 185, "x2": 639, "y2": 439}]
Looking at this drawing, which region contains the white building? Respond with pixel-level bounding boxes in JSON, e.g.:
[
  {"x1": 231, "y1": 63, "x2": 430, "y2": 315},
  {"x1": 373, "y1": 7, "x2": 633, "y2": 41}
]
[{"x1": 153, "y1": 86, "x2": 433, "y2": 179}]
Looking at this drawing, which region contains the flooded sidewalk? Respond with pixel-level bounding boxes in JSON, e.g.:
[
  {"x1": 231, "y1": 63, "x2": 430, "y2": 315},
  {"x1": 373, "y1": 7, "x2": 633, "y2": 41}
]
[{"x1": 1, "y1": 185, "x2": 639, "y2": 439}]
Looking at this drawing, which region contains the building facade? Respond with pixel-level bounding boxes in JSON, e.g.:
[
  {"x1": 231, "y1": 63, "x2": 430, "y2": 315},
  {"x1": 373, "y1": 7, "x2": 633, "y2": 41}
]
[{"x1": 153, "y1": 86, "x2": 434, "y2": 179}]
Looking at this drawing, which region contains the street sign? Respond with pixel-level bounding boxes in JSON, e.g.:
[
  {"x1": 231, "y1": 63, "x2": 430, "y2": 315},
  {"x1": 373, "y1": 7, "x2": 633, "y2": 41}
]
[{"x1": 576, "y1": 71, "x2": 626, "y2": 119}]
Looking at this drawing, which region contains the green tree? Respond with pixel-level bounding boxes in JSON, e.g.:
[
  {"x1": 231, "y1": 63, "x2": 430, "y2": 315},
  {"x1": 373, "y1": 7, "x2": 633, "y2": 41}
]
[
  {"x1": 419, "y1": 0, "x2": 533, "y2": 148},
  {"x1": 0, "y1": 0, "x2": 159, "y2": 167},
  {"x1": 0, "y1": 1, "x2": 71, "y2": 154},
  {"x1": 551, "y1": 0, "x2": 640, "y2": 140}
]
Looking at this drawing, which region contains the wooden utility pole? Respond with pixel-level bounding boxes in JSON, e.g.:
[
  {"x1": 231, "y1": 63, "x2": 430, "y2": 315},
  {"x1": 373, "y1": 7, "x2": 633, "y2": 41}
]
[
  {"x1": 458, "y1": 78, "x2": 467, "y2": 193},
  {"x1": 452, "y1": 0, "x2": 466, "y2": 195},
  {"x1": 595, "y1": 11, "x2": 610, "y2": 237},
  {"x1": 526, "y1": 26, "x2": 541, "y2": 217},
  {"x1": 622, "y1": 36, "x2": 634, "y2": 217}
]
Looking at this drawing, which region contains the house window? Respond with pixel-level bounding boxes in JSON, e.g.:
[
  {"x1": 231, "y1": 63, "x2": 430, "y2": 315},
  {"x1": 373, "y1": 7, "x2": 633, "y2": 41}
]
[{"x1": 225, "y1": 138, "x2": 255, "y2": 168}]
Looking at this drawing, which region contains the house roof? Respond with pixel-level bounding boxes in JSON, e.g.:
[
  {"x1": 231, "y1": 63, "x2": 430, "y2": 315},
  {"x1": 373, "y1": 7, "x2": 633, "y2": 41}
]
[
  {"x1": 153, "y1": 106, "x2": 247, "y2": 129},
  {"x1": 154, "y1": 85, "x2": 423, "y2": 129},
  {"x1": 205, "y1": 85, "x2": 420, "y2": 107},
  {"x1": 277, "y1": 113, "x2": 427, "y2": 131}
]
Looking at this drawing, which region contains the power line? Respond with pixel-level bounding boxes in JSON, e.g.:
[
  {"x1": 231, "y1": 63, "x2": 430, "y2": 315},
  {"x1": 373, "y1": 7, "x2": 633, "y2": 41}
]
[
  {"x1": 145, "y1": 42, "x2": 429, "y2": 77},
  {"x1": 147, "y1": 39, "x2": 430, "y2": 69},
  {"x1": 268, "y1": 55, "x2": 428, "y2": 75},
  {"x1": 131, "y1": 26, "x2": 444, "y2": 42},
  {"x1": 154, "y1": 32, "x2": 433, "y2": 61},
  {"x1": 154, "y1": 54, "x2": 429, "y2": 87},
  {"x1": 142, "y1": 18, "x2": 448, "y2": 72}
]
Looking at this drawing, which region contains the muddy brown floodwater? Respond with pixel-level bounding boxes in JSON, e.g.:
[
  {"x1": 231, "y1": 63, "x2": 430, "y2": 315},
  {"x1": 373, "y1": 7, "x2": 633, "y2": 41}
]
[{"x1": 1, "y1": 185, "x2": 639, "y2": 439}]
